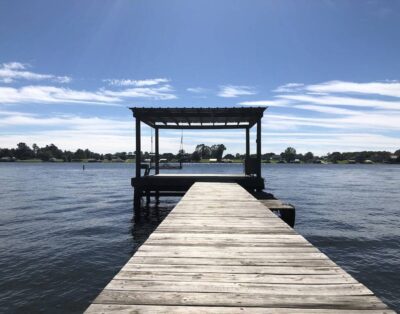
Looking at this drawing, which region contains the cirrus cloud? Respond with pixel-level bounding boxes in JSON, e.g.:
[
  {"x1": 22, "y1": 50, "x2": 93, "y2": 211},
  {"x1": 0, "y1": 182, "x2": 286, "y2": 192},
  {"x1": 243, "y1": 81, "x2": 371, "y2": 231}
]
[
  {"x1": 218, "y1": 85, "x2": 257, "y2": 98},
  {"x1": 104, "y1": 78, "x2": 169, "y2": 87},
  {"x1": 0, "y1": 62, "x2": 71, "y2": 84}
]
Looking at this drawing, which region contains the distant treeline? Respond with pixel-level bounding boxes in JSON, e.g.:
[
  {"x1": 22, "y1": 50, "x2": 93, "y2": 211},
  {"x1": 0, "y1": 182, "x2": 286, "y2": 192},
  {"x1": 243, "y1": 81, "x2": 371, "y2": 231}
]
[
  {"x1": 267, "y1": 147, "x2": 400, "y2": 164},
  {"x1": 1, "y1": 143, "x2": 399, "y2": 163}
]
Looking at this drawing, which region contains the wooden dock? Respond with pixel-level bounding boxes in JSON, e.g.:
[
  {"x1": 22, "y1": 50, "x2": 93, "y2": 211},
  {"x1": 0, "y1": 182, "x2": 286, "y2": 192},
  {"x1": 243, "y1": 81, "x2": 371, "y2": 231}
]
[{"x1": 86, "y1": 182, "x2": 393, "y2": 313}]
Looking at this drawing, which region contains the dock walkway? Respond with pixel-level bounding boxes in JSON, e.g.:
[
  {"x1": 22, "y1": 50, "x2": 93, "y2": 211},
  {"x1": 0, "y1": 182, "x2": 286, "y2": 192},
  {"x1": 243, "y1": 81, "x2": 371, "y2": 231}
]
[{"x1": 86, "y1": 182, "x2": 393, "y2": 313}]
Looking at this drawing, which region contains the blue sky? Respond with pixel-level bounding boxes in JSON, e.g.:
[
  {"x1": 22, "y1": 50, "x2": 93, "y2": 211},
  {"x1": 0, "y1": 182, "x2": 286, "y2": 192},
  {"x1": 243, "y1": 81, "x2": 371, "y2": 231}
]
[{"x1": 1, "y1": 0, "x2": 400, "y2": 155}]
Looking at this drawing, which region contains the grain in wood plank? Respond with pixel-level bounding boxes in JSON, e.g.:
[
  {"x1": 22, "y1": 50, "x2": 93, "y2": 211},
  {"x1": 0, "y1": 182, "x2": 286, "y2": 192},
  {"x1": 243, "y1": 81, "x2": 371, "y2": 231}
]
[
  {"x1": 105, "y1": 280, "x2": 373, "y2": 296},
  {"x1": 86, "y1": 304, "x2": 395, "y2": 314},
  {"x1": 129, "y1": 256, "x2": 337, "y2": 267},
  {"x1": 136, "y1": 245, "x2": 321, "y2": 253},
  {"x1": 93, "y1": 290, "x2": 389, "y2": 310},
  {"x1": 121, "y1": 264, "x2": 344, "y2": 275},
  {"x1": 115, "y1": 271, "x2": 356, "y2": 284}
]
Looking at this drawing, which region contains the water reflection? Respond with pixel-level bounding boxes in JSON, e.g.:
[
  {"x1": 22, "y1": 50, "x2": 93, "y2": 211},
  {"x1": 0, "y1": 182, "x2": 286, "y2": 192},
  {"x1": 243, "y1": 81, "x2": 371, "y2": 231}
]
[
  {"x1": 0, "y1": 163, "x2": 398, "y2": 313},
  {"x1": 130, "y1": 199, "x2": 177, "y2": 253}
]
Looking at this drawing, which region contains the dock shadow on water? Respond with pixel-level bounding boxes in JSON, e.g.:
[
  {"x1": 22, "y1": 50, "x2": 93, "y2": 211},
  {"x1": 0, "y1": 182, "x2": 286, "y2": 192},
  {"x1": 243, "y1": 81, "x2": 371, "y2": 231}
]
[{"x1": 129, "y1": 198, "x2": 177, "y2": 252}]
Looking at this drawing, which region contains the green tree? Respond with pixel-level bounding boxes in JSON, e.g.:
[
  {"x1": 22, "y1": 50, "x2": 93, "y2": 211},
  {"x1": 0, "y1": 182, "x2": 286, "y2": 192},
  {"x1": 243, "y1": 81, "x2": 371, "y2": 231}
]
[
  {"x1": 63, "y1": 150, "x2": 74, "y2": 162},
  {"x1": 15, "y1": 142, "x2": 34, "y2": 160},
  {"x1": 37, "y1": 150, "x2": 53, "y2": 161},
  {"x1": 177, "y1": 149, "x2": 185, "y2": 161},
  {"x1": 195, "y1": 144, "x2": 211, "y2": 159},
  {"x1": 210, "y1": 144, "x2": 226, "y2": 161},
  {"x1": 0, "y1": 148, "x2": 13, "y2": 158},
  {"x1": 161, "y1": 153, "x2": 174, "y2": 161},
  {"x1": 46, "y1": 144, "x2": 64, "y2": 159},
  {"x1": 32, "y1": 143, "x2": 39, "y2": 158},
  {"x1": 328, "y1": 152, "x2": 343, "y2": 163},
  {"x1": 281, "y1": 147, "x2": 296, "y2": 163},
  {"x1": 303, "y1": 152, "x2": 314, "y2": 163},
  {"x1": 104, "y1": 153, "x2": 113, "y2": 161},
  {"x1": 191, "y1": 151, "x2": 201, "y2": 162},
  {"x1": 115, "y1": 152, "x2": 127, "y2": 160},
  {"x1": 235, "y1": 153, "x2": 243, "y2": 160},
  {"x1": 73, "y1": 149, "x2": 86, "y2": 160}
]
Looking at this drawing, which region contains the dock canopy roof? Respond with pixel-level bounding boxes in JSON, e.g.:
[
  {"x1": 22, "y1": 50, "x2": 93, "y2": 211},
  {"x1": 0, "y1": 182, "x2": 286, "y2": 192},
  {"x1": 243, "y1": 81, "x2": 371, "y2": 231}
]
[{"x1": 130, "y1": 107, "x2": 267, "y2": 129}]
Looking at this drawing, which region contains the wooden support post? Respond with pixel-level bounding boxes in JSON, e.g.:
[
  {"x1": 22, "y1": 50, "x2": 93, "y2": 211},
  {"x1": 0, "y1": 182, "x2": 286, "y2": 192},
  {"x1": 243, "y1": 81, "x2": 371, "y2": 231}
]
[
  {"x1": 280, "y1": 207, "x2": 296, "y2": 228},
  {"x1": 133, "y1": 189, "x2": 142, "y2": 221},
  {"x1": 155, "y1": 128, "x2": 159, "y2": 175},
  {"x1": 245, "y1": 127, "x2": 250, "y2": 159},
  {"x1": 134, "y1": 117, "x2": 141, "y2": 221},
  {"x1": 135, "y1": 117, "x2": 141, "y2": 178},
  {"x1": 146, "y1": 190, "x2": 151, "y2": 206},
  {"x1": 256, "y1": 119, "x2": 262, "y2": 178}
]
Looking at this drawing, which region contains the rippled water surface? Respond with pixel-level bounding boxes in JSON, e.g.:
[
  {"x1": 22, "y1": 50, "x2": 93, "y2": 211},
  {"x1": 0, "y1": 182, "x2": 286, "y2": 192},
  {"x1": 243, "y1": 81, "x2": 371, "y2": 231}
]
[{"x1": 0, "y1": 163, "x2": 399, "y2": 312}]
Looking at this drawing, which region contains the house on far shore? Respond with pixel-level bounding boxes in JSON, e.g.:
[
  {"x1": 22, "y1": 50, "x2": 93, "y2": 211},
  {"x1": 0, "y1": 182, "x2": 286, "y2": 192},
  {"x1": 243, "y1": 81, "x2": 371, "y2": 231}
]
[
  {"x1": 270, "y1": 154, "x2": 281, "y2": 162},
  {"x1": 389, "y1": 155, "x2": 398, "y2": 163},
  {"x1": 208, "y1": 158, "x2": 218, "y2": 163},
  {"x1": 0, "y1": 157, "x2": 16, "y2": 162}
]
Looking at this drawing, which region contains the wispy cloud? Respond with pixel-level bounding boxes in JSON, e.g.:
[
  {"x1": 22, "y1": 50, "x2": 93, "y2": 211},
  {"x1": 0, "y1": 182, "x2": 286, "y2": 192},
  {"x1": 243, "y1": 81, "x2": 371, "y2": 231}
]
[
  {"x1": 305, "y1": 80, "x2": 400, "y2": 98},
  {"x1": 293, "y1": 104, "x2": 359, "y2": 115},
  {"x1": 104, "y1": 78, "x2": 169, "y2": 87},
  {"x1": 0, "y1": 84, "x2": 176, "y2": 106},
  {"x1": 187, "y1": 87, "x2": 208, "y2": 93},
  {"x1": 0, "y1": 62, "x2": 176, "y2": 105},
  {"x1": 277, "y1": 94, "x2": 400, "y2": 110},
  {"x1": 1, "y1": 108, "x2": 399, "y2": 155},
  {"x1": 0, "y1": 112, "x2": 130, "y2": 129},
  {"x1": 263, "y1": 111, "x2": 400, "y2": 131},
  {"x1": 101, "y1": 84, "x2": 177, "y2": 100},
  {"x1": 0, "y1": 62, "x2": 71, "y2": 84},
  {"x1": 236, "y1": 79, "x2": 400, "y2": 153},
  {"x1": 218, "y1": 85, "x2": 257, "y2": 98},
  {"x1": 274, "y1": 80, "x2": 400, "y2": 99},
  {"x1": 273, "y1": 83, "x2": 304, "y2": 93},
  {"x1": 0, "y1": 110, "x2": 183, "y2": 153},
  {"x1": 239, "y1": 99, "x2": 289, "y2": 107},
  {"x1": 0, "y1": 86, "x2": 121, "y2": 106}
]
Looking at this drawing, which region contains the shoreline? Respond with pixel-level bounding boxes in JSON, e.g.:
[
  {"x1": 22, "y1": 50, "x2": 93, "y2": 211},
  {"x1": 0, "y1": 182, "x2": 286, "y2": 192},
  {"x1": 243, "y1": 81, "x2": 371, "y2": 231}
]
[{"x1": 1, "y1": 159, "x2": 398, "y2": 165}]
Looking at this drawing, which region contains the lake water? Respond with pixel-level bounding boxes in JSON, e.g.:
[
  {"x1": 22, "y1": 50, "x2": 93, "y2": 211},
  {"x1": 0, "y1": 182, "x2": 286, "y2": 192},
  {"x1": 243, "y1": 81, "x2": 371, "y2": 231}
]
[{"x1": 0, "y1": 163, "x2": 399, "y2": 313}]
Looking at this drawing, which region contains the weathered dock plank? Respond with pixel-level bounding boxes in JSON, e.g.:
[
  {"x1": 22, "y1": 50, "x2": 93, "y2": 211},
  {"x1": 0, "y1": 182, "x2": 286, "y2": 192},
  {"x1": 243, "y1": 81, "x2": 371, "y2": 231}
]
[
  {"x1": 85, "y1": 182, "x2": 393, "y2": 313},
  {"x1": 86, "y1": 304, "x2": 394, "y2": 314}
]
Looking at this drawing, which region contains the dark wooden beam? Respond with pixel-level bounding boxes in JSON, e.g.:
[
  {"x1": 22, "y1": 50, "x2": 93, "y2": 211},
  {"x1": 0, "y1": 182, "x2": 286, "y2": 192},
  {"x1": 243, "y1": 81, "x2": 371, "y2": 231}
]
[
  {"x1": 256, "y1": 119, "x2": 262, "y2": 178},
  {"x1": 155, "y1": 128, "x2": 159, "y2": 175},
  {"x1": 246, "y1": 127, "x2": 250, "y2": 159},
  {"x1": 167, "y1": 115, "x2": 179, "y2": 126},
  {"x1": 135, "y1": 117, "x2": 141, "y2": 178},
  {"x1": 141, "y1": 120, "x2": 155, "y2": 129},
  {"x1": 155, "y1": 125, "x2": 248, "y2": 130}
]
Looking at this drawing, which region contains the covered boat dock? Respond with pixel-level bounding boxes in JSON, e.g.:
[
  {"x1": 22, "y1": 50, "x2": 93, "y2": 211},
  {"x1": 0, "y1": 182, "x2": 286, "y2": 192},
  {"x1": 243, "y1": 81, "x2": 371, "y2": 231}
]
[{"x1": 131, "y1": 107, "x2": 267, "y2": 219}]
